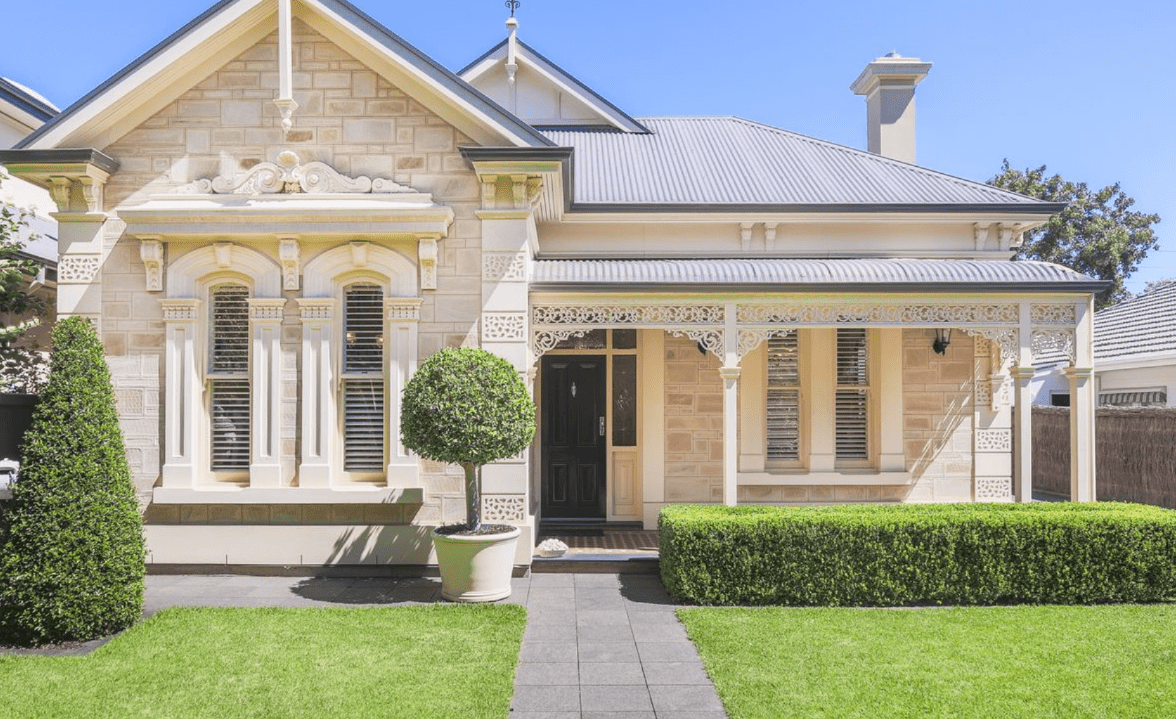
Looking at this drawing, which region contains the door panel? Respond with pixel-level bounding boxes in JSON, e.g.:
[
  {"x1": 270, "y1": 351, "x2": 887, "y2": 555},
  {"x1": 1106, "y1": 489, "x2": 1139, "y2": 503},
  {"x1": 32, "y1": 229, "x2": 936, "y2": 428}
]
[{"x1": 542, "y1": 356, "x2": 606, "y2": 520}]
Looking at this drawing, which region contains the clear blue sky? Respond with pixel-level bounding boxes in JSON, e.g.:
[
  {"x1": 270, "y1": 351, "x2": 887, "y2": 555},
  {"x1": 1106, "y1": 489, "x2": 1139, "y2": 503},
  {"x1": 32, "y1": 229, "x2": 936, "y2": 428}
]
[{"x1": 3, "y1": 0, "x2": 1172, "y2": 291}]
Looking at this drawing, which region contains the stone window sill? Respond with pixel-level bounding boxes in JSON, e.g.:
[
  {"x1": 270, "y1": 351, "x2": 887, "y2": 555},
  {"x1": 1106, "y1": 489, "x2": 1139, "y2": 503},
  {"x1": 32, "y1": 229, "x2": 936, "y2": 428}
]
[
  {"x1": 151, "y1": 486, "x2": 424, "y2": 504},
  {"x1": 738, "y1": 471, "x2": 913, "y2": 486}
]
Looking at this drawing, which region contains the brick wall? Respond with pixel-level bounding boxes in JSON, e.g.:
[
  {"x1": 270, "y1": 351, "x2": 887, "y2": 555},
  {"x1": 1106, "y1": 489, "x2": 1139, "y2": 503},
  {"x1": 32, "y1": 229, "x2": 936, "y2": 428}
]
[{"x1": 663, "y1": 334, "x2": 724, "y2": 502}]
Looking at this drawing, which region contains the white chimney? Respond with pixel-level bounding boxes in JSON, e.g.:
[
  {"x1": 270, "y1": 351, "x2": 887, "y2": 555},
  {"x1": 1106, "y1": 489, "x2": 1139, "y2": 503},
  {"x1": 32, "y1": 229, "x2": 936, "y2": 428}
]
[{"x1": 850, "y1": 53, "x2": 932, "y2": 164}]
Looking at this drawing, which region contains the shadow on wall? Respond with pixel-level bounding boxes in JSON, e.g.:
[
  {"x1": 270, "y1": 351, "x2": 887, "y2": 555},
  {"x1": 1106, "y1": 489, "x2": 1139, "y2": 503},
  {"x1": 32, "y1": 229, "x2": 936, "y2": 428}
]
[{"x1": 902, "y1": 330, "x2": 975, "y2": 491}]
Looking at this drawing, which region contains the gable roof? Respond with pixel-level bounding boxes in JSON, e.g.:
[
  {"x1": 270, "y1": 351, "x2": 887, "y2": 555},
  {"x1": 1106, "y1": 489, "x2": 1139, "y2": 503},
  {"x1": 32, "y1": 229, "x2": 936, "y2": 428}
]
[
  {"x1": 1095, "y1": 282, "x2": 1176, "y2": 361},
  {"x1": 541, "y1": 118, "x2": 1063, "y2": 212},
  {"x1": 17, "y1": 0, "x2": 553, "y2": 151},
  {"x1": 459, "y1": 37, "x2": 648, "y2": 133}
]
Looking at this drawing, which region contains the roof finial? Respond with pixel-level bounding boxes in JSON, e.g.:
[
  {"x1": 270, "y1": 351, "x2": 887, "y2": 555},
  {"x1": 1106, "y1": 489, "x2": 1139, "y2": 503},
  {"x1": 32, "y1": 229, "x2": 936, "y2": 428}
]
[{"x1": 505, "y1": 0, "x2": 520, "y2": 18}]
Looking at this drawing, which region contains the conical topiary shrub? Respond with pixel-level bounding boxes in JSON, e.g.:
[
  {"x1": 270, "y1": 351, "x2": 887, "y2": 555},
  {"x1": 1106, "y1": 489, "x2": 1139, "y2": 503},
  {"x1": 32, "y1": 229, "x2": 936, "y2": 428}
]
[{"x1": 0, "y1": 316, "x2": 145, "y2": 646}]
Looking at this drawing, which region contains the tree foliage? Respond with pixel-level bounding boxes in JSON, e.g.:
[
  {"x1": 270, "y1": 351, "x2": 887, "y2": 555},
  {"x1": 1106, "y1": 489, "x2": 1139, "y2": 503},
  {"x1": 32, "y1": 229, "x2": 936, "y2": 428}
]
[
  {"x1": 0, "y1": 173, "x2": 50, "y2": 393},
  {"x1": 401, "y1": 347, "x2": 535, "y2": 529},
  {"x1": 0, "y1": 317, "x2": 145, "y2": 647},
  {"x1": 988, "y1": 161, "x2": 1161, "y2": 308}
]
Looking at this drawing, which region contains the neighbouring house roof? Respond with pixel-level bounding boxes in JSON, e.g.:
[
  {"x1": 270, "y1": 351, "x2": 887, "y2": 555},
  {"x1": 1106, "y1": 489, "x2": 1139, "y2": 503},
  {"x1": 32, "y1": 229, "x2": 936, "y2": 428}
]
[
  {"x1": 1094, "y1": 281, "x2": 1176, "y2": 361},
  {"x1": 539, "y1": 118, "x2": 1061, "y2": 212},
  {"x1": 0, "y1": 77, "x2": 58, "y2": 127},
  {"x1": 531, "y1": 258, "x2": 1103, "y2": 292}
]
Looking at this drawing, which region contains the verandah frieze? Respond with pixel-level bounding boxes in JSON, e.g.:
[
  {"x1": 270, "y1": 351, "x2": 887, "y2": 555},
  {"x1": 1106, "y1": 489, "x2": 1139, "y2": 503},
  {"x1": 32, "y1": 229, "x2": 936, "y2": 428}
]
[{"x1": 531, "y1": 301, "x2": 1081, "y2": 367}]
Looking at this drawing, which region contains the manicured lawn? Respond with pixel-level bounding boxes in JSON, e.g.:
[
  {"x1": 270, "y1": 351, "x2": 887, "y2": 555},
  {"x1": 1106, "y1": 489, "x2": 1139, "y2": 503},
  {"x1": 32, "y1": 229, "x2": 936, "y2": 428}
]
[
  {"x1": 0, "y1": 605, "x2": 526, "y2": 719},
  {"x1": 679, "y1": 604, "x2": 1176, "y2": 719}
]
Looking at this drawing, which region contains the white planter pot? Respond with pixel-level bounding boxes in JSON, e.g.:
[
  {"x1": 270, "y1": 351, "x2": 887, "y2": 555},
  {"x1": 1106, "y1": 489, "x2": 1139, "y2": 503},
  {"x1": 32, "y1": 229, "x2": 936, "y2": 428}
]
[{"x1": 431, "y1": 526, "x2": 521, "y2": 602}]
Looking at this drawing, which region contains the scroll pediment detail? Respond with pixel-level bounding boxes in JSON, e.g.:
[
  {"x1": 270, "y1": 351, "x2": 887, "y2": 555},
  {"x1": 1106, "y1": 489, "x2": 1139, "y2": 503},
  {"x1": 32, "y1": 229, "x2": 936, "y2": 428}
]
[{"x1": 176, "y1": 151, "x2": 417, "y2": 195}]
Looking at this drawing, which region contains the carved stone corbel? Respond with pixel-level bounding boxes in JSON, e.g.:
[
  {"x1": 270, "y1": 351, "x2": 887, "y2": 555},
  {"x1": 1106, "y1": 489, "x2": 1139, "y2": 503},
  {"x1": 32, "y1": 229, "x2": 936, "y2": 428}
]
[
  {"x1": 278, "y1": 237, "x2": 301, "y2": 290},
  {"x1": 480, "y1": 174, "x2": 498, "y2": 210},
  {"x1": 997, "y1": 224, "x2": 1015, "y2": 251},
  {"x1": 418, "y1": 236, "x2": 439, "y2": 290},
  {"x1": 48, "y1": 177, "x2": 73, "y2": 212},
  {"x1": 511, "y1": 174, "x2": 529, "y2": 208},
  {"x1": 973, "y1": 223, "x2": 990, "y2": 251},
  {"x1": 77, "y1": 176, "x2": 103, "y2": 213},
  {"x1": 739, "y1": 222, "x2": 754, "y2": 252},
  {"x1": 140, "y1": 239, "x2": 164, "y2": 292},
  {"x1": 764, "y1": 222, "x2": 779, "y2": 252}
]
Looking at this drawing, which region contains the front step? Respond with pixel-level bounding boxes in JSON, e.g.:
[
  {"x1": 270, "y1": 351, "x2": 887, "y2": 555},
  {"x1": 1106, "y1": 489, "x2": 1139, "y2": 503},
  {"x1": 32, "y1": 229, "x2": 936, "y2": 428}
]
[{"x1": 531, "y1": 555, "x2": 659, "y2": 574}]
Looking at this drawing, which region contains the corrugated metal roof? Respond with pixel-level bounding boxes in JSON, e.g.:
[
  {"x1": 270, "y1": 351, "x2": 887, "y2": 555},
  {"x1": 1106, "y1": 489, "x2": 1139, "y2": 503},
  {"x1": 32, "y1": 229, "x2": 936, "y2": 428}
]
[
  {"x1": 1095, "y1": 282, "x2": 1176, "y2": 360},
  {"x1": 532, "y1": 258, "x2": 1098, "y2": 288},
  {"x1": 540, "y1": 118, "x2": 1050, "y2": 208}
]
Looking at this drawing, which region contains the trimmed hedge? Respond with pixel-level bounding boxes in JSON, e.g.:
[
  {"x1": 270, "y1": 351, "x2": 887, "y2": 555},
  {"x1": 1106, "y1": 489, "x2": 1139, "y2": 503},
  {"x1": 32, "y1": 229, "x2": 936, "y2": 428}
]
[
  {"x1": 0, "y1": 317, "x2": 145, "y2": 646},
  {"x1": 659, "y1": 503, "x2": 1176, "y2": 606}
]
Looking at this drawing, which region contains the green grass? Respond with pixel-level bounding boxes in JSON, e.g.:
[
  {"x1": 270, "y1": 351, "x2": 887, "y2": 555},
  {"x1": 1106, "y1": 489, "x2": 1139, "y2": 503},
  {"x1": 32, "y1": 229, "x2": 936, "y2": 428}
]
[
  {"x1": 679, "y1": 604, "x2": 1176, "y2": 719},
  {"x1": 0, "y1": 605, "x2": 527, "y2": 719}
]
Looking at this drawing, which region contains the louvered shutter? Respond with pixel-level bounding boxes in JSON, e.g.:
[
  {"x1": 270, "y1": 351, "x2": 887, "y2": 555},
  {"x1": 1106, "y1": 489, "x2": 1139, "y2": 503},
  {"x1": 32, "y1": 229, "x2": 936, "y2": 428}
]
[
  {"x1": 835, "y1": 328, "x2": 869, "y2": 460},
  {"x1": 342, "y1": 284, "x2": 385, "y2": 472},
  {"x1": 209, "y1": 285, "x2": 250, "y2": 471},
  {"x1": 766, "y1": 333, "x2": 800, "y2": 461}
]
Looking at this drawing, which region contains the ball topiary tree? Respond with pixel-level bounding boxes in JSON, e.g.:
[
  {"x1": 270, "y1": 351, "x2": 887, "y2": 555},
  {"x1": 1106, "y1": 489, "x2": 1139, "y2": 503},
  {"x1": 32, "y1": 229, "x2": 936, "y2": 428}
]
[
  {"x1": 0, "y1": 316, "x2": 146, "y2": 646},
  {"x1": 401, "y1": 347, "x2": 535, "y2": 531}
]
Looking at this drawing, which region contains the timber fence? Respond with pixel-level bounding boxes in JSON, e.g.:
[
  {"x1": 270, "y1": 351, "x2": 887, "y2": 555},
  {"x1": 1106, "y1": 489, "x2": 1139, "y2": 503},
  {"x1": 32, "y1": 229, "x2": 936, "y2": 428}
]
[{"x1": 1033, "y1": 405, "x2": 1176, "y2": 509}]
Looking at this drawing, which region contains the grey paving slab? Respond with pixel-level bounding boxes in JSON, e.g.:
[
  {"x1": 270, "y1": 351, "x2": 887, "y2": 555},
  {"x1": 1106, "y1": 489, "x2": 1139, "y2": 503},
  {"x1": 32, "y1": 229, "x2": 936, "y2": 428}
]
[
  {"x1": 520, "y1": 641, "x2": 578, "y2": 663},
  {"x1": 578, "y1": 623, "x2": 634, "y2": 642},
  {"x1": 580, "y1": 685, "x2": 653, "y2": 712},
  {"x1": 512, "y1": 684, "x2": 581, "y2": 712},
  {"x1": 637, "y1": 641, "x2": 701, "y2": 663},
  {"x1": 581, "y1": 713, "x2": 656, "y2": 719},
  {"x1": 526, "y1": 623, "x2": 579, "y2": 642},
  {"x1": 649, "y1": 685, "x2": 726, "y2": 713},
  {"x1": 579, "y1": 662, "x2": 646, "y2": 685},
  {"x1": 578, "y1": 641, "x2": 640, "y2": 663},
  {"x1": 642, "y1": 661, "x2": 714, "y2": 685},
  {"x1": 516, "y1": 662, "x2": 579, "y2": 686},
  {"x1": 631, "y1": 621, "x2": 689, "y2": 642}
]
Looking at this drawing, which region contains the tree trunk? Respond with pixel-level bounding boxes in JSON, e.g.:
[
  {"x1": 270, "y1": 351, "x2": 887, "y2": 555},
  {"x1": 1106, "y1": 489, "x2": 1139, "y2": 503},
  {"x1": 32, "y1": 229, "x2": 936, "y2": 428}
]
[{"x1": 462, "y1": 462, "x2": 480, "y2": 530}]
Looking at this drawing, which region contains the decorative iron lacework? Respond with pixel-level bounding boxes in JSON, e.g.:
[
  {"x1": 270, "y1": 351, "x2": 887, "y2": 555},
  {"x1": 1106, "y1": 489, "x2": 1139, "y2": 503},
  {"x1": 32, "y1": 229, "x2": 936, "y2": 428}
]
[
  {"x1": 975, "y1": 428, "x2": 1012, "y2": 452},
  {"x1": 738, "y1": 328, "x2": 796, "y2": 360},
  {"x1": 668, "y1": 329, "x2": 724, "y2": 361},
  {"x1": 482, "y1": 312, "x2": 527, "y2": 341},
  {"x1": 481, "y1": 495, "x2": 526, "y2": 523},
  {"x1": 960, "y1": 328, "x2": 1019, "y2": 370},
  {"x1": 1032, "y1": 329, "x2": 1077, "y2": 365},
  {"x1": 533, "y1": 328, "x2": 593, "y2": 356},
  {"x1": 483, "y1": 252, "x2": 527, "y2": 282},
  {"x1": 738, "y1": 303, "x2": 1019, "y2": 325},
  {"x1": 974, "y1": 376, "x2": 992, "y2": 408},
  {"x1": 176, "y1": 151, "x2": 417, "y2": 195},
  {"x1": 1031, "y1": 303, "x2": 1077, "y2": 325},
  {"x1": 58, "y1": 254, "x2": 101, "y2": 284},
  {"x1": 533, "y1": 305, "x2": 725, "y2": 326},
  {"x1": 975, "y1": 477, "x2": 1013, "y2": 501}
]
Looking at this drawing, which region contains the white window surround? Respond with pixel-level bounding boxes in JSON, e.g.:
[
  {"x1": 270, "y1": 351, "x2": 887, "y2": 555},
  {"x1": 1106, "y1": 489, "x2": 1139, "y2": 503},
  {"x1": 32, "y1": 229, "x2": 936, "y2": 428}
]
[
  {"x1": 158, "y1": 243, "x2": 285, "y2": 493},
  {"x1": 298, "y1": 243, "x2": 422, "y2": 489},
  {"x1": 741, "y1": 328, "x2": 908, "y2": 485}
]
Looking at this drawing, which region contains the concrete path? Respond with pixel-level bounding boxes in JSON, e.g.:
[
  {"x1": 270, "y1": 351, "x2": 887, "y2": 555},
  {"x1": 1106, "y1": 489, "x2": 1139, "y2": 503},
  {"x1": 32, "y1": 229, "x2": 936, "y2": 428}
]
[{"x1": 140, "y1": 572, "x2": 726, "y2": 719}]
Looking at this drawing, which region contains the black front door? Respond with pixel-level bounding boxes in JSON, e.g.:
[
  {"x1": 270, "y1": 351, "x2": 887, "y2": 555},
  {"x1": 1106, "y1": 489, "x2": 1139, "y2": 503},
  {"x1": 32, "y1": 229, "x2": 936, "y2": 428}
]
[{"x1": 541, "y1": 356, "x2": 607, "y2": 520}]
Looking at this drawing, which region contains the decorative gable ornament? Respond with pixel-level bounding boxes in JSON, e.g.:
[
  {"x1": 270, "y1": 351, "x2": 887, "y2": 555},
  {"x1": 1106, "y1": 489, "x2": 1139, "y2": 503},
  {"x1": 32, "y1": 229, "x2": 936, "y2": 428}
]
[{"x1": 176, "y1": 151, "x2": 416, "y2": 195}]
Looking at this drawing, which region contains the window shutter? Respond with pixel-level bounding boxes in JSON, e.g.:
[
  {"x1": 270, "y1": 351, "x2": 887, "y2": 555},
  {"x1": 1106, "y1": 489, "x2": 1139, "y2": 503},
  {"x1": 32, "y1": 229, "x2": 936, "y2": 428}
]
[
  {"x1": 343, "y1": 284, "x2": 385, "y2": 472},
  {"x1": 209, "y1": 285, "x2": 250, "y2": 471},
  {"x1": 835, "y1": 328, "x2": 869, "y2": 460},
  {"x1": 766, "y1": 333, "x2": 800, "y2": 461}
]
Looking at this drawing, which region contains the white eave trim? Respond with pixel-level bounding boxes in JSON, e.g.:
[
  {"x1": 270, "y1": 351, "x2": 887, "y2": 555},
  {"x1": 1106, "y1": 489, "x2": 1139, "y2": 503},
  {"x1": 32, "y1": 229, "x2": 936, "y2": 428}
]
[{"x1": 1094, "y1": 350, "x2": 1176, "y2": 372}]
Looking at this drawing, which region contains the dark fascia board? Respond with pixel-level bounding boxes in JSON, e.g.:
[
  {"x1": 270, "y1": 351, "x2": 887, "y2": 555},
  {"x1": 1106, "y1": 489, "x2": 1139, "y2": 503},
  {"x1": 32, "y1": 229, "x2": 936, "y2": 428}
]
[
  {"x1": 564, "y1": 202, "x2": 1070, "y2": 215},
  {"x1": 0, "y1": 78, "x2": 57, "y2": 123},
  {"x1": 0, "y1": 148, "x2": 120, "y2": 174},
  {"x1": 459, "y1": 39, "x2": 649, "y2": 134},
  {"x1": 531, "y1": 280, "x2": 1111, "y2": 294},
  {"x1": 18, "y1": 0, "x2": 555, "y2": 150}
]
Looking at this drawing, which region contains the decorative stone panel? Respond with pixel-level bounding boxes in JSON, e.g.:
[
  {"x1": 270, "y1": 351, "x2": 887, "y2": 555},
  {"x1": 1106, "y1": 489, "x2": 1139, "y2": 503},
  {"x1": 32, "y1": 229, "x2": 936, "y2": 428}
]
[
  {"x1": 482, "y1": 312, "x2": 526, "y2": 341},
  {"x1": 1031, "y1": 303, "x2": 1076, "y2": 325},
  {"x1": 975, "y1": 428, "x2": 1012, "y2": 452},
  {"x1": 975, "y1": 477, "x2": 1013, "y2": 501},
  {"x1": 481, "y1": 495, "x2": 526, "y2": 523},
  {"x1": 59, "y1": 254, "x2": 102, "y2": 284},
  {"x1": 483, "y1": 252, "x2": 527, "y2": 282},
  {"x1": 534, "y1": 305, "x2": 724, "y2": 326}
]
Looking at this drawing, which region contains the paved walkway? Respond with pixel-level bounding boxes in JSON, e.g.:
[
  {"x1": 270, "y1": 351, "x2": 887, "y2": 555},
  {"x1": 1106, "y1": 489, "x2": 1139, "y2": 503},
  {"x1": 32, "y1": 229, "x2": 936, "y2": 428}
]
[{"x1": 141, "y1": 571, "x2": 726, "y2": 719}]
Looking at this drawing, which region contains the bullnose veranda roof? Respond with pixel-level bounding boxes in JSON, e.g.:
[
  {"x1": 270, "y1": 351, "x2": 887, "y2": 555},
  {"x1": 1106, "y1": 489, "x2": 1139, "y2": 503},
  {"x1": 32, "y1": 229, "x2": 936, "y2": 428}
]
[
  {"x1": 540, "y1": 118, "x2": 1054, "y2": 209},
  {"x1": 1094, "y1": 281, "x2": 1176, "y2": 361},
  {"x1": 532, "y1": 258, "x2": 1102, "y2": 291}
]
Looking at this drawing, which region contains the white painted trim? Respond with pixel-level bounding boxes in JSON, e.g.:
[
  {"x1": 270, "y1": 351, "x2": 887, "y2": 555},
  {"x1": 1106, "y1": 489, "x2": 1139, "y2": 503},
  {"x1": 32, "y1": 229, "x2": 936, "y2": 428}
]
[
  {"x1": 168, "y1": 243, "x2": 282, "y2": 298},
  {"x1": 738, "y1": 472, "x2": 914, "y2": 486}
]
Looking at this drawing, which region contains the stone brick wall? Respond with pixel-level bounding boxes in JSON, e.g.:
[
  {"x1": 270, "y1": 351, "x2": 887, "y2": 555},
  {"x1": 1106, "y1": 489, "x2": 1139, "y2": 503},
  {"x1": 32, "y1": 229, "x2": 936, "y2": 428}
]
[
  {"x1": 663, "y1": 334, "x2": 724, "y2": 502},
  {"x1": 901, "y1": 328, "x2": 975, "y2": 501},
  {"x1": 98, "y1": 21, "x2": 484, "y2": 523}
]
